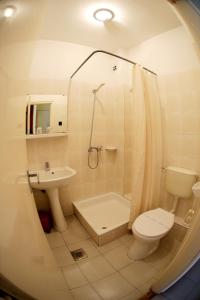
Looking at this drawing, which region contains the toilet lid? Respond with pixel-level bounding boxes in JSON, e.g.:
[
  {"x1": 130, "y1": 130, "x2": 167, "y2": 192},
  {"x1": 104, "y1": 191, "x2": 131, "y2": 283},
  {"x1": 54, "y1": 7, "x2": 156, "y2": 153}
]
[
  {"x1": 133, "y1": 208, "x2": 174, "y2": 238},
  {"x1": 144, "y1": 208, "x2": 175, "y2": 227}
]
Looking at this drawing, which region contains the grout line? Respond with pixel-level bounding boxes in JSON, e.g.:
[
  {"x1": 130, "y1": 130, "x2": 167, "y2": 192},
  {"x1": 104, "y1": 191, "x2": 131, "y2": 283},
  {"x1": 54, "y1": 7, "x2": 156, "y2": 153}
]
[
  {"x1": 82, "y1": 264, "x2": 117, "y2": 285},
  {"x1": 88, "y1": 284, "x2": 105, "y2": 300},
  {"x1": 116, "y1": 267, "x2": 142, "y2": 292},
  {"x1": 60, "y1": 267, "x2": 71, "y2": 290},
  {"x1": 65, "y1": 264, "x2": 105, "y2": 300},
  {"x1": 61, "y1": 216, "x2": 166, "y2": 297},
  {"x1": 102, "y1": 248, "x2": 134, "y2": 272},
  {"x1": 61, "y1": 217, "x2": 91, "y2": 251},
  {"x1": 119, "y1": 267, "x2": 149, "y2": 292},
  {"x1": 55, "y1": 216, "x2": 187, "y2": 299},
  {"x1": 92, "y1": 270, "x2": 137, "y2": 300}
]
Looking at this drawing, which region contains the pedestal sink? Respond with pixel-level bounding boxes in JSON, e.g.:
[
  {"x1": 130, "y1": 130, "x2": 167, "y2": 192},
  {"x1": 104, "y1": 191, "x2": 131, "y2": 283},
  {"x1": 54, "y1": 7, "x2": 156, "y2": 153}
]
[{"x1": 29, "y1": 166, "x2": 76, "y2": 232}]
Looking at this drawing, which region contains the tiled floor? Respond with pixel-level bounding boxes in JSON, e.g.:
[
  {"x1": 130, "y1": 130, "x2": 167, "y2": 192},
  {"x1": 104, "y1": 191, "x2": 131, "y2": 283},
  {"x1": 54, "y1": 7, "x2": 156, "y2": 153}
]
[{"x1": 46, "y1": 215, "x2": 178, "y2": 300}]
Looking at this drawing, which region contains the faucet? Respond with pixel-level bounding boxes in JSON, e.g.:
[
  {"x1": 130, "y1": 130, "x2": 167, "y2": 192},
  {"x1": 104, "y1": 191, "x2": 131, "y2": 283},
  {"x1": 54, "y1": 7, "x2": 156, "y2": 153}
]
[
  {"x1": 88, "y1": 145, "x2": 103, "y2": 152},
  {"x1": 27, "y1": 170, "x2": 40, "y2": 185},
  {"x1": 44, "y1": 161, "x2": 50, "y2": 171}
]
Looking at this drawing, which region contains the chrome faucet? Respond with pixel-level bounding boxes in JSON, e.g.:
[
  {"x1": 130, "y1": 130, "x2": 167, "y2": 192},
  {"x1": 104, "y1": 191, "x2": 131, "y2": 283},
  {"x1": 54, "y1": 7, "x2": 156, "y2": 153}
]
[
  {"x1": 44, "y1": 161, "x2": 50, "y2": 171},
  {"x1": 88, "y1": 145, "x2": 103, "y2": 152},
  {"x1": 27, "y1": 170, "x2": 40, "y2": 185}
]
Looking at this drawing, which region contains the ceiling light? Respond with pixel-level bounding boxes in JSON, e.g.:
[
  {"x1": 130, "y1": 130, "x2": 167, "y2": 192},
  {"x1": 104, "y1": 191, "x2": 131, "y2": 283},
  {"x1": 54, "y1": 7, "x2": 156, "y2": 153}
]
[
  {"x1": 93, "y1": 8, "x2": 114, "y2": 22},
  {"x1": 4, "y1": 6, "x2": 16, "y2": 18}
]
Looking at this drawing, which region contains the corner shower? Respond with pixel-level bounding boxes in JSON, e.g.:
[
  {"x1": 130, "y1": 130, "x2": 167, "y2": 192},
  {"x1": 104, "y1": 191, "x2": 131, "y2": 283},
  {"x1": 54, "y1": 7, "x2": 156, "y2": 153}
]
[
  {"x1": 69, "y1": 49, "x2": 156, "y2": 173},
  {"x1": 68, "y1": 49, "x2": 159, "y2": 246},
  {"x1": 88, "y1": 82, "x2": 105, "y2": 169}
]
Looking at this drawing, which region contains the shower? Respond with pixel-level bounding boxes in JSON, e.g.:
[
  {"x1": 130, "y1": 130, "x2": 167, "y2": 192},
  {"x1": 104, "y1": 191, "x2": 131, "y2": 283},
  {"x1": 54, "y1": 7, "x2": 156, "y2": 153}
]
[
  {"x1": 70, "y1": 50, "x2": 156, "y2": 171},
  {"x1": 92, "y1": 83, "x2": 105, "y2": 93},
  {"x1": 88, "y1": 83, "x2": 105, "y2": 169}
]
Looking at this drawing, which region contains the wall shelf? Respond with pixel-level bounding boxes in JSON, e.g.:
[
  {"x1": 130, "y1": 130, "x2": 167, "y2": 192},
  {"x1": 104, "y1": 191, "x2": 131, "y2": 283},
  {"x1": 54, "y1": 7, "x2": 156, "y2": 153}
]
[
  {"x1": 26, "y1": 132, "x2": 69, "y2": 140},
  {"x1": 105, "y1": 146, "x2": 117, "y2": 152}
]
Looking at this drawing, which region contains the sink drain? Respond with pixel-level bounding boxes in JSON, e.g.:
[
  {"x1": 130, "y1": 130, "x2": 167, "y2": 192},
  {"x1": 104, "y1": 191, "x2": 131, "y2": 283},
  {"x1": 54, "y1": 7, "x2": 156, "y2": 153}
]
[{"x1": 102, "y1": 226, "x2": 107, "y2": 229}]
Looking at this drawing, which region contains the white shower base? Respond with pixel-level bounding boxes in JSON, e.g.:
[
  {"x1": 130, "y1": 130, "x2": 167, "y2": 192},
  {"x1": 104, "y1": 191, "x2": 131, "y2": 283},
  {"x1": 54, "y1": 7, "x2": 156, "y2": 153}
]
[{"x1": 73, "y1": 192, "x2": 131, "y2": 246}]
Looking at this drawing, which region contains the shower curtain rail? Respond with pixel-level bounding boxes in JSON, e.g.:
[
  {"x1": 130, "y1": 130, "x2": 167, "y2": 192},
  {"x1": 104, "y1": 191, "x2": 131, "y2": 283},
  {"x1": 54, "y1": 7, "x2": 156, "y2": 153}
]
[{"x1": 70, "y1": 49, "x2": 157, "y2": 79}]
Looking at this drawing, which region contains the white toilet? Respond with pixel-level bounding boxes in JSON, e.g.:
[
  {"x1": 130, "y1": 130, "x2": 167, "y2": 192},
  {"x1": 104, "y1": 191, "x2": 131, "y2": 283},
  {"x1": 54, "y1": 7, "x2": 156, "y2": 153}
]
[{"x1": 128, "y1": 166, "x2": 196, "y2": 260}]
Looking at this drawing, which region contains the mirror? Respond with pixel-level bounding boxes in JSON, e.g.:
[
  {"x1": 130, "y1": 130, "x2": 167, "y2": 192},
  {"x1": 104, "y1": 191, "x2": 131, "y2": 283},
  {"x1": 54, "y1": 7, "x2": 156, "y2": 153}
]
[
  {"x1": 27, "y1": 103, "x2": 51, "y2": 134},
  {"x1": 26, "y1": 94, "x2": 67, "y2": 135}
]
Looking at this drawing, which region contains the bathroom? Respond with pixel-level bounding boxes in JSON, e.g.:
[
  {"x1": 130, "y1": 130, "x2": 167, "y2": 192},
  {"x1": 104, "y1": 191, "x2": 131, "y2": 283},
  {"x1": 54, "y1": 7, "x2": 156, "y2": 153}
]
[{"x1": 1, "y1": 0, "x2": 200, "y2": 299}]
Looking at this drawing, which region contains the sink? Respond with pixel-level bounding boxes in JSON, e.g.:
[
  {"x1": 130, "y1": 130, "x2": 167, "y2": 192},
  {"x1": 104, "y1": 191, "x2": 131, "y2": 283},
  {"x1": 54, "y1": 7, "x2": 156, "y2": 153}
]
[
  {"x1": 29, "y1": 166, "x2": 76, "y2": 232},
  {"x1": 29, "y1": 166, "x2": 76, "y2": 190}
]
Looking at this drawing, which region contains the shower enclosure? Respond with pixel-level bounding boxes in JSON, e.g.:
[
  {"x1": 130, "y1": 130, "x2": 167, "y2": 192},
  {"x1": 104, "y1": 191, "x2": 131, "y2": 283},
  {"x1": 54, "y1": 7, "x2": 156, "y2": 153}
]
[{"x1": 66, "y1": 50, "x2": 158, "y2": 245}]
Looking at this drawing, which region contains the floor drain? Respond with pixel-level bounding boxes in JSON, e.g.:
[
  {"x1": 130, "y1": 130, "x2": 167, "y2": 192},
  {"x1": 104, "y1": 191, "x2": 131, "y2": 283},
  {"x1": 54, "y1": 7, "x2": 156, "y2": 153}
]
[
  {"x1": 102, "y1": 226, "x2": 107, "y2": 229},
  {"x1": 71, "y1": 248, "x2": 88, "y2": 261}
]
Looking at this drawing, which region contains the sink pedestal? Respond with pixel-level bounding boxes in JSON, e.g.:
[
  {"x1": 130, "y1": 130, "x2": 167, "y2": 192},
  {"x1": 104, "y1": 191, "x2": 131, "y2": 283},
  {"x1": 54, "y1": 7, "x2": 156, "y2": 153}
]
[{"x1": 46, "y1": 188, "x2": 67, "y2": 232}]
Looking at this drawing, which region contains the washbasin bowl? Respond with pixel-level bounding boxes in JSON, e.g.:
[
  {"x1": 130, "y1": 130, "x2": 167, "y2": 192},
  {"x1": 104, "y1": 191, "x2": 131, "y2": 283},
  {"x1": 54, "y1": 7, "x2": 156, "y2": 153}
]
[{"x1": 29, "y1": 166, "x2": 76, "y2": 190}]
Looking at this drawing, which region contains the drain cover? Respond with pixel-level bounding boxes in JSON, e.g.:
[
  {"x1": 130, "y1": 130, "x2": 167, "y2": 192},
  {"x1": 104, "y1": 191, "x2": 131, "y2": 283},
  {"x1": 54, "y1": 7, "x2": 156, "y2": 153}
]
[{"x1": 71, "y1": 248, "x2": 88, "y2": 261}]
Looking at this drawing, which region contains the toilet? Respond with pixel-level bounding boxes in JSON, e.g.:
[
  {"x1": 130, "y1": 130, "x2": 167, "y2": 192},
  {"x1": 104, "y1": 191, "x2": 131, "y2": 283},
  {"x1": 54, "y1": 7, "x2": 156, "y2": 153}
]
[{"x1": 128, "y1": 166, "x2": 196, "y2": 260}]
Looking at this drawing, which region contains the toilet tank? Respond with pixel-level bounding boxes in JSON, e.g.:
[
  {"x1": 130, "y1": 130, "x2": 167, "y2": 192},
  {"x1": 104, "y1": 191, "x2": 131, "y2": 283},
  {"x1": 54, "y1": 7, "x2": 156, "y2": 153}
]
[{"x1": 165, "y1": 166, "x2": 196, "y2": 198}]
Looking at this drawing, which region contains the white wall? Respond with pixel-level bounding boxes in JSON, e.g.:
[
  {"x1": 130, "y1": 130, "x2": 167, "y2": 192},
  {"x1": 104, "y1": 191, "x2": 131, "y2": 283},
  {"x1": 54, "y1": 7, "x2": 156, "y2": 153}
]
[
  {"x1": 0, "y1": 1, "x2": 72, "y2": 299},
  {"x1": 126, "y1": 25, "x2": 200, "y2": 220},
  {"x1": 29, "y1": 40, "x2": 123, "y2": 85},
  {"x1": 128, "y1": 26, "x2": 200, "y2": 75}
]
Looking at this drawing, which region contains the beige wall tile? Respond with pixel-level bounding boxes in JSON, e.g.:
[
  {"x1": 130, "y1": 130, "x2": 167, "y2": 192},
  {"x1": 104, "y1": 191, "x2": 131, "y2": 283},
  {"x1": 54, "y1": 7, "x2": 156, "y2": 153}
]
[
  {"x1": 28, "y1": 70, "x2": 200, "y2": 231},
  {"x1": 158, "y1": 69, "x2": 200, "y2": 222},
  {"x1": 28, "y1": 82, "x2": 125, "y2": 215}
]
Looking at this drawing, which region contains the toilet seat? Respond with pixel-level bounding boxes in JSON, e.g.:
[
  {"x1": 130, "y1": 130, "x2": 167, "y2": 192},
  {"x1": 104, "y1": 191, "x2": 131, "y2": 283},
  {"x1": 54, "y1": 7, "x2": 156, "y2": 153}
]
[{"x1": 133, "y1": 208, "x2": 174, "y2": 239}]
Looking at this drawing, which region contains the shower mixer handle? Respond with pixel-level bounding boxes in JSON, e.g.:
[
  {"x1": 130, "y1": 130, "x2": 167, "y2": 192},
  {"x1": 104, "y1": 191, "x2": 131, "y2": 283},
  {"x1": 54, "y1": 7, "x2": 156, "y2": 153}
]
[
  {"x1": 88, "y1": 146, "x2": 103, "y2": 152},
  {"x1": 96, "y1": 145, "x2": 103, "y2": 151}
]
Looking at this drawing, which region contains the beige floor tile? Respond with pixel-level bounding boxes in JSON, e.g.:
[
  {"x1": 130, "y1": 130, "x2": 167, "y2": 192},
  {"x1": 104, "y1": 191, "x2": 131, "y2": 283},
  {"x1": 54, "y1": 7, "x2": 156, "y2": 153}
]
[
  {"x1": 53, "y1": 290, "x2": 74, "y2": 300},
  {"x1": 46, "y1": 232, "x2": 65, "y2": 248},
  {"x1": 68, "y1": 239, "x2": 100, "y2": 259},
  {"x1": 120, "y1": 260, "x2": 157, "y2": 289},
  {"x1": 120, "y1": 289, "x2": 142, "y2": 300},
  {"x1": 62, "y1": 224, "x2": 89, "y2": 245},
  {"x1": 92, "y1": 273, "x2": 133, "y2": 300},
  {"x1": 67, "y1": 215, "x2": 80, "y2": 225},
  {"x1": 123, "y1": 238, "x2": 133, "y2": 249},
  {"x1": 71, "y1": 284, "x2": 101, "y2": 300},
  {"x1": 138, "y1": 277, "x2": 157, "y2": 295},
  {"x1": 161, "y1": 234, "x2": 181, "y2": 252},
  {"x1": 104, "y1": 245, "x2": 133, "y2": 270},
  {"x1": 118, "y1": 233, "x2": 133, "y2": 249},
  {"x1": 97, "y1": 239, "x2": 121, "y2": 254},
  {"x1": 118, "y1": 233, "x2": 133, "y2": 244},
  {"x1": 52, "y1": 246, "x2": 75, "y2": 267},
  {"x1": 62, "y1": 264, "x2": 88, "y2": 289},
  {"x1": 78, "y1": 255, "x2": 115, "y2": 282},
  {"x1": 143, "y1": 247, "x2": 173, "y2": 271},
  {"x1": 67, "y1": 216, "x2": 88, "y2": 232}
]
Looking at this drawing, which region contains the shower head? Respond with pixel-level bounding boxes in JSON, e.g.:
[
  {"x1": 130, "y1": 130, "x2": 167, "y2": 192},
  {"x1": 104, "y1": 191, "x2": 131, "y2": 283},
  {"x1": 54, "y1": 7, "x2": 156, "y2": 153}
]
[{"x1": 92, "y1": 83, "x2": 105, "y2": 94}]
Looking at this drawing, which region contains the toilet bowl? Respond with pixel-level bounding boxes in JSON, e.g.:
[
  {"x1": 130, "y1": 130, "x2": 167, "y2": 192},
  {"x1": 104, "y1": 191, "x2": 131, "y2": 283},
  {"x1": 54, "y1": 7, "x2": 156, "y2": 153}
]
[{"x1": 128, "y1": 208, "x2": 174, "y2": 260}]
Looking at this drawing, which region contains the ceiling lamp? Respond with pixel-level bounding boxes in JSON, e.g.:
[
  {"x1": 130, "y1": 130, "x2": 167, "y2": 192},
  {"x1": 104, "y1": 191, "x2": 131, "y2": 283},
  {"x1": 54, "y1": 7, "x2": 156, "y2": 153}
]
[
  {"x1": 93, "y1": 8, "x2": 115, "y2": 22},
  {"x1": 4, "y1": 6, "x2": 16, "y2": 18}
]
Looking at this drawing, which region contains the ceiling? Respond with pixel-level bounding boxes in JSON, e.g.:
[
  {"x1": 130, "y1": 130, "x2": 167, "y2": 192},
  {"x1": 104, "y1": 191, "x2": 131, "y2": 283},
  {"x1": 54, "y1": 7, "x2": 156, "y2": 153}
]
[{"x1": 40, "y1": 0, "x2": 181, "y2": 51}]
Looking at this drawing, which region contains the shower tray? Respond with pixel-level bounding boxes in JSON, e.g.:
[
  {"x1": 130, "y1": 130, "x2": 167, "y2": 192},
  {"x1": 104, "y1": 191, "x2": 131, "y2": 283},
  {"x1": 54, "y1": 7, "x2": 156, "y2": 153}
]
[{"x1": 73, "y1": 192, "x2": 131, "y2": 246}]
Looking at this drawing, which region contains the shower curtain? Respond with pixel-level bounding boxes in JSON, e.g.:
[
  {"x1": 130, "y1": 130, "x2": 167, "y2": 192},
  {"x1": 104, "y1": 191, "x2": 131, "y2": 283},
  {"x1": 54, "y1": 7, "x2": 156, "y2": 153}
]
[{"x1": 128, "y1": 65, "x2": 163, "y2": 228}]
